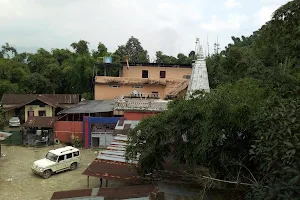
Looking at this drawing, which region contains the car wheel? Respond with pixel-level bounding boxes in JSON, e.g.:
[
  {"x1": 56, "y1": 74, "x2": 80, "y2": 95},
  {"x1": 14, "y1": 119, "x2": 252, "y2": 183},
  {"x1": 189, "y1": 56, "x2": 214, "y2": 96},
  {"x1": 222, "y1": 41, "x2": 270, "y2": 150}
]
[
  {"x1": 70, "y1": 163, "x2": 77, "y2": 170},
  {"x1": 42, "y1": 170, "x2": 52, "y2": 179}
]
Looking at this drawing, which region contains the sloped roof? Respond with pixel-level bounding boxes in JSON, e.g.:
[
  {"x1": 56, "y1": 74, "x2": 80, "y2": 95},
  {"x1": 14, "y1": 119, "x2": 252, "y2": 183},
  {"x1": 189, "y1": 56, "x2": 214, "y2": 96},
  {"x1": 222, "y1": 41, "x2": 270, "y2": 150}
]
[
  {"x1": 58, "y1": 100, "x2": 114, "y2": 114},
  {"x1": 22, "y1": 116, "x2": 55, "y2": 128},
  {"x1": 95, "y1": 76, "x2": 167, "y2": 85},
  {"x1": 51, "y1": 185, "x2": 158, "y2": 200},
  {"x1": 1, "y1": 94, "x2": 79, "y2": 105}
]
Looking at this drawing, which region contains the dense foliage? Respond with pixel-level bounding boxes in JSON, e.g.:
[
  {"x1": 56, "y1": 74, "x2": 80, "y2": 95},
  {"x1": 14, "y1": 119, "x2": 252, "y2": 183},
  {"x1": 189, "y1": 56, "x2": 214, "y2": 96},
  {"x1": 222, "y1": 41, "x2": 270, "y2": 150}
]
[
  {"x1": 126, "y1": 0, "x2": 300, "y2": 199},
  {"x1": 0, "y1": 37, "x2": 193, "y2": 98}
]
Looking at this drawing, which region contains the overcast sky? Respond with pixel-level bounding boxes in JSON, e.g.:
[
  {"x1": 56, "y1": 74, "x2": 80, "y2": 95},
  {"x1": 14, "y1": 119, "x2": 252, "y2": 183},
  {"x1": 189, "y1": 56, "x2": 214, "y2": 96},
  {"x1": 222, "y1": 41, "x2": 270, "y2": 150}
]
[{"x1": 0, "y1": 0, "x2": 290, "y2": 60}]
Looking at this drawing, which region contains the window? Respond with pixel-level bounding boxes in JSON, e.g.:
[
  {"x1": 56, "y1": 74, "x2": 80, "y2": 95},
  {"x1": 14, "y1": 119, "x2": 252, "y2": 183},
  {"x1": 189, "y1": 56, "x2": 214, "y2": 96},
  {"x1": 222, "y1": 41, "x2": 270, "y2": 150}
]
[
  {"x1": 152, "y1": 92, "x2": 159, "y2": 98},
  {"x1": 108, "y1": 85, "x2": 120, "y2": 88},
  {"x1": 132, "y1": 86, "x2": 144, "y2": 88},
  {"x1": 39, "y1": 111, "x2": 46, "y2": 116},
  {"x1": 73, "y1": 151, "x2": 79, "y2": 157},
  {"x1": 40, "y1": 105, "x2": 45, "y2": 107},
  {"x1": 142, "y1": 70, "x2": 148, "y2": 78},
  {"x1": 58, "y1": 155, "x2": 65, "y2": 162},
  {"x1": 66, "y1": 153, "x2": 73, "y2": 159},
  {"x1": 28, "y1": 111, "x2": 34, "y2": 117},
  {"x1": 160, "y1": 71, "x2": 166, "y2": 78}
]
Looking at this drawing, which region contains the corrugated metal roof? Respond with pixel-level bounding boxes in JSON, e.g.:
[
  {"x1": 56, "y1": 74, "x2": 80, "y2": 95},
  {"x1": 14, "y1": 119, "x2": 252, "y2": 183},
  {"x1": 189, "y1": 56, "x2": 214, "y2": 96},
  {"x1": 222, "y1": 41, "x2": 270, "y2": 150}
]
[
  {"x1": 0, "y1": 131, "x2": 12, "y2": 141},
  {"x1": 114, "y1": 99, "x2": 169, "y2": 112},
  {"x1": 22, "y1": 116, "x2": 55, "y2": 128},
  {"x1": 1, "y1": 94, "x2": 79, "y2": 105},
  {"x1": 51, "y1": 185, "x2": 157, "y2": 200},
  {"x1": 115, "y1": 120, "x2": 140, "y2": 130},
  {"x1": 58, "y1": 100, "x2": 114, "y2": 114}
]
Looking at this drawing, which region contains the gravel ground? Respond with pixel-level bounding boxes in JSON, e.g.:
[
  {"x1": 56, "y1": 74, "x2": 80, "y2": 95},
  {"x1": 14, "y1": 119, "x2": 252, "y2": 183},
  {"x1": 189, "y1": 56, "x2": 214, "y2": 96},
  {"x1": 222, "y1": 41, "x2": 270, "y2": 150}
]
[{"x1": 0, "y1": 145, "x2": 115, "y2": 200}]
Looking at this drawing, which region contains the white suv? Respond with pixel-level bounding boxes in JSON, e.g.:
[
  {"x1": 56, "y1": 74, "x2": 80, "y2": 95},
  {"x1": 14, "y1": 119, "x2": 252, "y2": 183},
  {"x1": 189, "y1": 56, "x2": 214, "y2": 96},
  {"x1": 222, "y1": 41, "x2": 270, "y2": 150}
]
[{"x1": 31, "y1": 146, "x2": 81, "y2": 179}]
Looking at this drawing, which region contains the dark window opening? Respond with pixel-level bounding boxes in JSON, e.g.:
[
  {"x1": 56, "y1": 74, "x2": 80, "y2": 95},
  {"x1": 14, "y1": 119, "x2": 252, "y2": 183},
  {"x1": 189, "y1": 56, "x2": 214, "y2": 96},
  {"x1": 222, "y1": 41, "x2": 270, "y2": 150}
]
[
  {"x1": 40, "y1": 105, "x2": 45, "y2": 107},
  {"x1": 39, "y1": 111, "x2": 46, "y2": 116},
  {"x1": 58, "y1": 155, "x2": 65, "y2": 162},
  {"x1": 142, "y1": 70, "x2": 148, "y2": 78},
  {"x1": 73, "y1": 151, "x2": 79, "y2": 157},
  {"x1": 66, "y1": 153, "x2": 72, "y2": 159},
  {"x1": 160, "y1": 71, "x2": 166, "y2": 78}
]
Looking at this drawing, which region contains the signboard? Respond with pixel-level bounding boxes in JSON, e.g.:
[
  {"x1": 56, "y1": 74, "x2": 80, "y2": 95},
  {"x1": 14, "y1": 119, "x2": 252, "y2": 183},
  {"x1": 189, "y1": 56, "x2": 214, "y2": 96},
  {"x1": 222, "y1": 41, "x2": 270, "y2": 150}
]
[{"x1": 103, "y1": 57, "x2": 112, "y2": 64}]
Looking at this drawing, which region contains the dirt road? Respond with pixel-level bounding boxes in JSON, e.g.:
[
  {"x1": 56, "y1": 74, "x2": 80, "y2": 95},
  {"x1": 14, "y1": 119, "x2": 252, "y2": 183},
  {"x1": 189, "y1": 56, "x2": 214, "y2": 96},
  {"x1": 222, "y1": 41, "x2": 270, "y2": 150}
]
[{"x1": 0, "y1": 145, "x2": 108, "y2": 200}]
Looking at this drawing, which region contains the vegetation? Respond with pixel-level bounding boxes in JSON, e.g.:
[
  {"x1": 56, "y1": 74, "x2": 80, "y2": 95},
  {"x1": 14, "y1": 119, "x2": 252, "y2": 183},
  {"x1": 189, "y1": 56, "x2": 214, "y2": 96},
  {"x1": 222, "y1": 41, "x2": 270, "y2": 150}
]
[
  {"x1": 0, "y1": 37, "x2": 193, "y2": 98},
  {"x1": 126, "y1": 0, "x2": 300, "y2": 199}
]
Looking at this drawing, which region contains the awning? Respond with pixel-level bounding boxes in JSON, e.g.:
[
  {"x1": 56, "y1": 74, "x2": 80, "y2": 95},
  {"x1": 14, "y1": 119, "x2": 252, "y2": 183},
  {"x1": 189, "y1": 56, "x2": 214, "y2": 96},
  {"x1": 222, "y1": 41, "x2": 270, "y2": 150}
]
[{"x1": 22, "y1": 116, "x2": 55, "y2": 128}]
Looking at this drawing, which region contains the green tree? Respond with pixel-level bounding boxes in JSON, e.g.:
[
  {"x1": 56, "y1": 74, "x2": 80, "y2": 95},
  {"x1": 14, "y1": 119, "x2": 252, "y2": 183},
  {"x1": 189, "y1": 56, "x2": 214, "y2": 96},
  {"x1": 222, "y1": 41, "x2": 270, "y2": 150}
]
[
  {"x1": 20, "y1": 73, "x2": 53, "y2": 93},
  {"x1": 248, "y1": 91, "x2": 300, "y2": 199},
  {"x1": 71, "y1": 40, "x2": 90, "y2": 55},
  {"x1": 127, "y1": 78, "x2": 269, "y2": 181},
  {"x1": 1, "y1": 43, "x2": 17, "y2": 58},
  {"x1": 124, "y1": 36, "x2": 149, "y2": 63}
]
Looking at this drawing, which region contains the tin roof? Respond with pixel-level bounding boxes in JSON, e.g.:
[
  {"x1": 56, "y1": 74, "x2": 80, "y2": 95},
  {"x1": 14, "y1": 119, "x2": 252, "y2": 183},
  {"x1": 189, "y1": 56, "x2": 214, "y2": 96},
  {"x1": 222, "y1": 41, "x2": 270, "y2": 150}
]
[
  {"x1": 0, "y1": 131, "x2": 12, "y2": 142},
  {"x1": 1, "y1": 94, "x2": 79, "y2": 105},
  {"x1": 58, "y1": 100, "x2": 114, "y2": 114},
  {"x1": 22, "y1": 116, "x2": 55, "y2": 128},
  {"x1": 114, "y1": 98, "x2": 169, "y2": 112},
  {"x1": 51, "y1": 183, "x2": 201, "y2": 200},
  {"x1": 95, "y1": 76, "x2": 167, "y2": 85},
  {"x1": 51, "y1": 185, "x2": 158, "y2": 200},
  {"x1": 82, "y1": 135, "x2": 143, "y2": 183}
]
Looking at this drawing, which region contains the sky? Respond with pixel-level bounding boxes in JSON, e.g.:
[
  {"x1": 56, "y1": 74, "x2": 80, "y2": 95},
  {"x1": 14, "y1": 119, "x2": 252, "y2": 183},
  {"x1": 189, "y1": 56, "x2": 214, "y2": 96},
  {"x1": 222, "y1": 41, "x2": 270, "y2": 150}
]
[{"x1": 0, "y1": 0, "x2": 290, "y2": 60}]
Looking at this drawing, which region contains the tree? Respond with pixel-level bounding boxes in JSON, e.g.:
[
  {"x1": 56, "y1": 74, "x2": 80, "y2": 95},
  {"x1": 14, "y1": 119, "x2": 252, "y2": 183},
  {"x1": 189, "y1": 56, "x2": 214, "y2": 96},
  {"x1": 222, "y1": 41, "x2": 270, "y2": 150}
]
[
  {"x1": 1, "y1": 43, "x2": 17, "y2": 58},
  {"x1": 92, "y1": 42, "x2": 108, "y2": 59},
  {"x1": 71, "y1": 40, "x2": 90, "y2": 55},
  {"x1": 126, "y1": 78, "x2": 269, "y2": 181},
  {"x1": 248, "y1": 90, "x2": 300, "y2": 200},
  {"x1": 124, "y1": 36, "x2": 149, "y2": 63},
  {"x1": 20, "y1": 73, "x2": 53, "y2": 93}
]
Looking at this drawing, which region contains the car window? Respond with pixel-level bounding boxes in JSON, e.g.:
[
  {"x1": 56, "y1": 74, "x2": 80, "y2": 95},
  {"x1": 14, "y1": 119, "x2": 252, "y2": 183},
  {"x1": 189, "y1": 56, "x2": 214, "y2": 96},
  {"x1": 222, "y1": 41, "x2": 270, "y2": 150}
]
[
  {"x1": 73, "y1": 151, "x2": 79, "y2": 157},
  {"x1": 58, "y1": 155, "x2": 65, "y2": 162},
  {"x1": 46, "y1": 152, "x2": 58, "y2": 162},
  {"x1": 66, "y1": 153, "x2": 72, "y2": 159}
]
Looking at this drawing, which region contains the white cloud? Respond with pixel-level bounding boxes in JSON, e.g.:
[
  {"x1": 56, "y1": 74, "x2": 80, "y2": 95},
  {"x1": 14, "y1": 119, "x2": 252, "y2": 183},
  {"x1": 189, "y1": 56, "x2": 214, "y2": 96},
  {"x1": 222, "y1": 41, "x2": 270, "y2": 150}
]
[
  {"x1": 254, "y1": 6, "x2": 276, "y2": 25},
  {"x1": 225, "y1": 0, "x2": 241, "y2": 8},
  {"x1": 0, "y1": 0, "x2": 291, "y2": 57},
  {"x1": 201, "y1": 14, "x2": 249, "y2": 32}
]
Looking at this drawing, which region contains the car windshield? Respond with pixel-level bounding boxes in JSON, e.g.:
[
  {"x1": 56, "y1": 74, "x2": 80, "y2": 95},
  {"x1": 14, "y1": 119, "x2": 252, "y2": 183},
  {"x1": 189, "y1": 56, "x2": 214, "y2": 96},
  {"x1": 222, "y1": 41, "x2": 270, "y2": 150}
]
[
  {"x1": 11, "y1": 117, "x2": 19, "y2": 120},
  {"x1": 45, "y1": 152, "x2": 58, "y2": 162}
]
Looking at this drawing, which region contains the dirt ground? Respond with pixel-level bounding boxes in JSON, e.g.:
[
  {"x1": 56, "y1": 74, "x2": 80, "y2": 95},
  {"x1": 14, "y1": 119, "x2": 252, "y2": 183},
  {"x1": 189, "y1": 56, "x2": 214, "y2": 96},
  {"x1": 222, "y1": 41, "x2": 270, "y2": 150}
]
[{"x1": 0, "y1": 145, "x2": 119, "y2": 200}]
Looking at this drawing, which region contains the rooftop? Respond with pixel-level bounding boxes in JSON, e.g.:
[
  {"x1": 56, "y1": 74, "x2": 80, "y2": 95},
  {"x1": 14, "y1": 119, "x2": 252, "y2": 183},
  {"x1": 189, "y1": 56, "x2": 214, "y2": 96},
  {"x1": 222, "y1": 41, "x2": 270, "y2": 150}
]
[
  {"x1": 0, "y1": 131, "x2": 12, "y2": 142},
  {"x1": 51, "y1": 184, "x2": 158, "y2": 200},
  {"x1": 120, "y1": 62, "x2": 193, "y2": 68},
  {"x1": 22, "y1": 116, "x2": 55, "y2": 128},
  {"x1": 1, "y1": 94, "x2": 80, "y2": 109},
  {"x1": 49, "y1": 146, "x2": 79, "y2": 155},
  {"x1": 114, "y1": 98, "x2": 170, "y2": 112},
  {"x1": 95, "y1": 76, "x2": 167, "y2": 85},
  {"x1": 58, "y1": 100, "x2": 114, "y2": 114}
]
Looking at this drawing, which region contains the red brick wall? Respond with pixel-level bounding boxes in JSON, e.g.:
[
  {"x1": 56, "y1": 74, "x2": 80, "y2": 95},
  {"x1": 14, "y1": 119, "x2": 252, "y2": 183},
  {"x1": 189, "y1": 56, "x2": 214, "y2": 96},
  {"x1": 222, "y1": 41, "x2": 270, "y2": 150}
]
[
  {"x1": 54, "y1": 121, "x2": 83, "y2": 143},
  {"x1": 124, "y1": 112, "x2": 157, "y2": 120}
]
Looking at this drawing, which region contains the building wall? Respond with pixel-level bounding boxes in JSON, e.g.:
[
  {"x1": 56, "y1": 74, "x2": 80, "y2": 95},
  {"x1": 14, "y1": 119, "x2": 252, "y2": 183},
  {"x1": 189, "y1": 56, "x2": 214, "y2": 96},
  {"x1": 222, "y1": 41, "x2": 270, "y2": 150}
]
[
  {"x1": 24, "y1": 105, "x2": 53, "y2": 122},
  {"x1": 124, "y1": 112, "x2": 157, "y2": 120},
  {"x1": 122, "y1": 66, "x2": 192, "y2": 80},
  {"x1": 54, "y1": 121, "x2": 83, "y2": 143},
  {"x1": 94, "y1": 84, "x2": 165, "y2": 100}
]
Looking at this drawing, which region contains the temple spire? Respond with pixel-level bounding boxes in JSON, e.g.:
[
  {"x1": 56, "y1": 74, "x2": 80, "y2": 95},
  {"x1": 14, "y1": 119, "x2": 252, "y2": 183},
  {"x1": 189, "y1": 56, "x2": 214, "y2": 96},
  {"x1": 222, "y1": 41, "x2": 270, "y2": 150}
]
[{"x1": 186, "y1": 38, "x2": 210, "y2": 99}]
